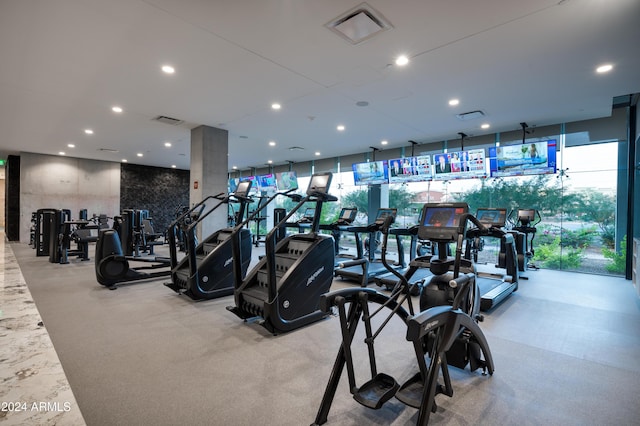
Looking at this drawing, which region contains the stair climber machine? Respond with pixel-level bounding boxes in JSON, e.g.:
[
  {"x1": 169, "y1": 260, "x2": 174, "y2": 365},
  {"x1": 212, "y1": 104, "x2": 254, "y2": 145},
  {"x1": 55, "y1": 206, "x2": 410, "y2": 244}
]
[
  {"x1": 163, "y1": 180, "x2": 254, "y2": 300},
  {"x1": 333, "y1": 208, "x2": 407, "y2": 285},
  {"x1": 311, "y1": 204, "x2": 494, "y2": 426},
  {"x1": 464, "y1": 207, "x2": 519, "y2": 311},
  {"x1": 227, "y1": 172, "x2": 338, "y2": 335}
]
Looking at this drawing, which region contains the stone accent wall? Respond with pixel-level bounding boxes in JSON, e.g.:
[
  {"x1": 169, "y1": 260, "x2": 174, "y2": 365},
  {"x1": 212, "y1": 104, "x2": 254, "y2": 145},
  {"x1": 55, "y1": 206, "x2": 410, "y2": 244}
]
[{"x1": 120, "y1": 164, "x2": 189, "y2": 233}]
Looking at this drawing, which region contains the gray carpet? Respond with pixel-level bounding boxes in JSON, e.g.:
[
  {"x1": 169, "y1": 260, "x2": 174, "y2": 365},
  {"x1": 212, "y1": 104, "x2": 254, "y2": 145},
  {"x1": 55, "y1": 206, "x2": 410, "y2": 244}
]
[{"x1": 12, "y1": 241, "x2": 640, "y2": 425}]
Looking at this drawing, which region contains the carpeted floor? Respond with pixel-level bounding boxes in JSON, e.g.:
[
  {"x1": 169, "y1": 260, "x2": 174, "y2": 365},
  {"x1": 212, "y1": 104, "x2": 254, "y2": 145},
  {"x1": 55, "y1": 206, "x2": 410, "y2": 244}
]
[{"x1": 11, "y1": 241, "x2": 640, "y2": 425}]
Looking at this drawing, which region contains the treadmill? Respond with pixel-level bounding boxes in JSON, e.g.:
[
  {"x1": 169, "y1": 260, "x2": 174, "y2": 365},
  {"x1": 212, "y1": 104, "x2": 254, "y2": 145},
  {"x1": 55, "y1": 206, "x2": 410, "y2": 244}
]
[
  {"x1": 334, "y1": 208, "x2": 405, "y2": 285},
  {"x1": 465, "y1": 207, "x2": 519, "y2": 311},
  {"x1": 319, "y1": 207, "x2": 358, "y2": 260},
  {"x1": 284, "y1": 207, "x2": 315, "y2": 234}
]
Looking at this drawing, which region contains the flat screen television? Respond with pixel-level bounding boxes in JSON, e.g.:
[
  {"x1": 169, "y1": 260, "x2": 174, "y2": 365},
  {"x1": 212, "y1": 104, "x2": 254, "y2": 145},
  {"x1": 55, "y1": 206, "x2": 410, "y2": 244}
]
[
  {"x1": 418, "y1": 203, "x2": 468, "y2": 241},
  {"x1": 388, "y1": 155, "x2": 432, "y2": 184},
  {"x1": 276, "y1": 171, "x2": 299, "y2": 191},
  {"x1": 256, "y1": 173, "x2": 277, "y2": 193},
  {"x1": 476, "y1": 208, "x2": 507, "y2": 228},
  {"x1": 488, "y1": 140, "x2": 557, "y2": 177},
  {"x1": 432, "y1": 149, "x2": 486, "y2": 181},
  {"x1": 352, "y1": 160, "x2": 389, "y2": 186},
  {"x1": 307, "y1": 172, "x2": 332, "y2": 195}
]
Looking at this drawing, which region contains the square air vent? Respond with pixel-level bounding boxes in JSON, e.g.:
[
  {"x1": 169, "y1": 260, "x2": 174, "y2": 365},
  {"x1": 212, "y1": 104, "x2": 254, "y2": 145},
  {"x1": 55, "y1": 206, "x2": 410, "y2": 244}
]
[
  {"x1": 326, "y1": 3, "x2": 393, "y2": 45},
  {"x1": 456, "y1": 110, "x2": 485, "y2": 121},
  {"x1": 153, "y1": 115, "x2": 184, "y2": 126}
]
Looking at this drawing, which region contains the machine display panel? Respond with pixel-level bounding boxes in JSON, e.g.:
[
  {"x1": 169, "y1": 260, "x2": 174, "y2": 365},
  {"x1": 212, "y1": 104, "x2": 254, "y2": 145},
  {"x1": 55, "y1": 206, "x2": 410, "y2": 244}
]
[
  {"x1": 418, "y1": 203, "x2": 468, "y2": 241},
  {"x1": 476, "y1": 208, "x2": 507, "y2": 227}
]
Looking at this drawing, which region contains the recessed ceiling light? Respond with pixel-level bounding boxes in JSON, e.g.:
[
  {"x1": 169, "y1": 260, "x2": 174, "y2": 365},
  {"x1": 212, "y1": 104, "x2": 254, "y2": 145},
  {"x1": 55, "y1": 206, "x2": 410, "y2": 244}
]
[
  {"x1": 381, "y1": 140, "x2": 388, "y2": 145},
  {"x1": 337, "y1": 125, "x2": 345, "y2": 131},
  {"x1": 164, "y1": 142, "x2": 172, "y2": 147},
  {"x1": 449, "y1": 99, "x2": 460, "y2": 106},
  {"x1": 232, "y1": 166, "x2": 238, "y2": 170},
  {"x1": 315, "y1": 151, "x2": 321, "y2": 156},
  {"x1": 481, "y1": 123, "x2": 490, "y2": 129},
  {"x1": 395, "y1": 55, "x2": 409, "y2": 66},
  {"x1": 137, "y1": 153, "x2": 143, "y2": 157},
  {"x1": 171, "y1": 165, "x2": 176, "y2": 168},
  {"x1": 58, "y1": 151, "x2": 65, "y2": 156},
  {"x1": 84, "y1": 129, "x2": 94, "y2": 135},
  {"x1": 269, "y1": 141, "x2": 276, "y2": 146},
  {"x1": 67, "y1": 143, "x2": 75, "y2": 148},
  {"x1": 267, "y1": 160, "x2": 273, "y2": 164},
  {"x1": 271, "y1": 103, "x2": 281, "y2": 110},
  {"x1": 112, "y1": 106, "x2": 123, "y2": 113},
  {"x1": 122, "y1": 159, "x2": 128, "y2": 163},
  {"x1": 596, "y1": 63, "x2": 613, "y2": 73},
  {"x1": 161, "y1": 65, "x2": 175, "y2": 74}
]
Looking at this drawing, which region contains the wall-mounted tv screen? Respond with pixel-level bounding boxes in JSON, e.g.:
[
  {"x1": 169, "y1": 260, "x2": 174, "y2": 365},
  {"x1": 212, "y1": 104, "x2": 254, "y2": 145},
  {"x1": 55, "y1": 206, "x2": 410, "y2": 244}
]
[
  {"x1": 276, "y1": 171, "x2": 299, "y2": 191},
  {"x1": 488, "y1": 140, "x2": 557, "y2": 178},
  {"x1": 432, "y1": 149, "x2": 486, "y2": 181},
  {"x1": 352, "y1": 160, "x2": 389, "y2": 186},
  {"x1": 388, "y1": 155, "x2": 432, "y2": 184},
  {"x1": 256, "y1": 173, "x2": 277, "y2": 193}
]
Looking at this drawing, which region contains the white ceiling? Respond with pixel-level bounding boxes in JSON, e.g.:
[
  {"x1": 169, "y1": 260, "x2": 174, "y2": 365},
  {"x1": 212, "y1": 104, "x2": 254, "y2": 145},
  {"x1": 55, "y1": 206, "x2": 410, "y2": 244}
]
[{"x1": 1, "y1": 0, "x2": 639, "y2": 172}]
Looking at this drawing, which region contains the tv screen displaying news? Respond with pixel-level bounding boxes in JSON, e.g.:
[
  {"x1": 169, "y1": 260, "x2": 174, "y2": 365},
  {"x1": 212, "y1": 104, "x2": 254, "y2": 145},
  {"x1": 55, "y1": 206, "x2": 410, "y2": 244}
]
[
  {"x1": 276, "y1": 171, "x2": 299, "y2": 191},
  {"x1": 256, "y1": 173, "x2": 277, "y2": 193},
  {"x1": 388, "y1": 155, "x2": 432, "y2": 183},
  {"x1": 488, "y1": 140, "x2": 557, "y2": 177},
  {"x1": 432, "y1": 148, "x2": 486, "y2": 181},
  {"x1": 352, "y1": 160, "x2": 389, "y2": 186}
]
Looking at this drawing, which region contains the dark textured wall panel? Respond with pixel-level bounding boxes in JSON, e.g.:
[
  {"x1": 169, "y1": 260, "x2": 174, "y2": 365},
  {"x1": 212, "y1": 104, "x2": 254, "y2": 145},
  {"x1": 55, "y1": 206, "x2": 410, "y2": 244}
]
[
  {"x1": 6, "y1": 155, "x2": 21, "y2": 241},
  {"x1": 120, "y1": 164, "x2": 189, "y2": 233}
]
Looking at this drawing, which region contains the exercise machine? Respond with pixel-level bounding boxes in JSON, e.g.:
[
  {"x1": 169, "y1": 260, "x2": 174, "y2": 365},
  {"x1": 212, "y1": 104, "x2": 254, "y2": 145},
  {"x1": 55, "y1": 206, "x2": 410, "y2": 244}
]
[
  {"x1": 509, "y1": 208, "x2": 541, "y2": 271},
  {"x1": 311, "y1": 203, "x2": 494, "y2": 425},
  {"x1": 227, "y1": 172, "x2": 337, "y2": 335},
  {"x1": 464, "y1": 208, "x2": 519, "y2": 311},
  {"x1": 334, "y1": 208, "x2": 406, "y2": 284},
  {"x1": 164, "y1": 180, "x2": 254, "y2": 300}
]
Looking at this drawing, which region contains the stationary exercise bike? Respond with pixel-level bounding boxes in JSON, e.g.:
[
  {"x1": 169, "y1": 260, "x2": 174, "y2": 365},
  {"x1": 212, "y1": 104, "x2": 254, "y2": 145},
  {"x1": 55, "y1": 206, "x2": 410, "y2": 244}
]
[{"x1": 311, "y1": 203, "x2": 494, "y2": 425}]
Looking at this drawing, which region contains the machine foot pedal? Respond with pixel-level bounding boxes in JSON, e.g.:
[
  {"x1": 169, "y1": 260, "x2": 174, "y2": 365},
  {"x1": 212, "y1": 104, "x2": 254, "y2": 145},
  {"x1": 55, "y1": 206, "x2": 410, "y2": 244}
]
[
  {"x1": 395, "y1": 372, "x2": 423, "y2": 408},
  {"x1": 353, "y1": 373, "x2": 399, "y2": 409}
]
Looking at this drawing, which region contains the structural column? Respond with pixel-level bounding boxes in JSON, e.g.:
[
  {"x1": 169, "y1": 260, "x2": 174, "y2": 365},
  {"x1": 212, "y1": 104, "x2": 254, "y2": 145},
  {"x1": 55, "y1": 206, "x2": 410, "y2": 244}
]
[{"x1": 190, "y1": 125, "x2": 228, "y2": 239}]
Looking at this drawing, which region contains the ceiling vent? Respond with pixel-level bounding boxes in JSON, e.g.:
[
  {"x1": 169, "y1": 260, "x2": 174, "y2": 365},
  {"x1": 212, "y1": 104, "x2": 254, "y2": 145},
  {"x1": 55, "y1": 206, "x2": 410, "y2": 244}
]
[
  {"x1": 288, "y1": 146, "x2": 305, "y2": 151},
  {"x1": 97, "y1": 148, "x2": 119, "y2": 153},
  {"x1": 326, "y1": 3, "x2": 393, "y2": 45},
  {"x1": 153, "y1": 115, "x2": 184, "y2": 126},
  {"x1": 456, "y1": 110, "x2": 485, "y2": 121}
]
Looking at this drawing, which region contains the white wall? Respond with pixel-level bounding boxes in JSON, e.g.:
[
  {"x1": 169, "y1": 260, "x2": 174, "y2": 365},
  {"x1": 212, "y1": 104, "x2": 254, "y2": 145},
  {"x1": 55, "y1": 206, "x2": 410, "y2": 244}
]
[{"x1": 19, "y1": 153, "x2": 120, "y2": 243}]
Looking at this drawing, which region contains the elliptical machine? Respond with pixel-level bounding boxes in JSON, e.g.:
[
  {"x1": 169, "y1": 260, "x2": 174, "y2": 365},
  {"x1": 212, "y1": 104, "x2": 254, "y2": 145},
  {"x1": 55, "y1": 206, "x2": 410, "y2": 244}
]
[{"x1": 311, "y1": 203, "x2": 494, "y2": 425}]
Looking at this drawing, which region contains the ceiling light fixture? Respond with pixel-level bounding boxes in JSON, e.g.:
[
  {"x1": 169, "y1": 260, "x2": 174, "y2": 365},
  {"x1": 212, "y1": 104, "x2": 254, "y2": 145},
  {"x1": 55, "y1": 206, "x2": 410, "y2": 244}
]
[
  {"x1": 267, "y1": 160, "x2": 273, "y2": 164},
  {"x1": 232, "y1": 166, "x2": 238, "y2": 170},
  {"x1": 269, "y1": 141, "x2": 276, "y2": 146},
  {"x1": 112, "y1": 106, "x2": 123, "y2": 113},
  {"x1": 596, "y1": 63, "x2": 613, "y2": 73},
  {"x1": 171, "y1": 165, "x2": 176, "y2": 168},
  {"x1": 395, "y1": 55, "x2": 409, "y2": 66},
  {"x1": 315, "y1": 151, "x2": 321, "y2": 156},
  {"x1": 381, "y1": 140, "x2": 388, "y2": 145},
  {"x1": 137, "y1": 153, "x2": 143, "y2": 157},
  {"x1": 271, "y1": 103, "x2": 281, "y2": 110},
  {"x1": 481, "y1": 123, "x2": 491, "y2": 129},
  {"x1": 84, "y1": 129, "x2": 94, "y2": 134},
  {"x1": 122, "y1": 159, "x2": 128, "y2": 163},
  {"x1": 164, "y1": 142, "x2": 172, "y2": 147},
  {"x1": 58, "y1": 151, "x2": 65, "y2": 156},
  {"x1": 161, "y1": 65, "x2": 175, "y2": 74},
  {"x1": 448, "y1": 99, "x2": 460, "y2": 106},
  {"x1": 67, "y1": 143, "x2": 75, "y2": 148},
  {"x1": 337, "y1": 125, "x2": 345, "y2": 131}
]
